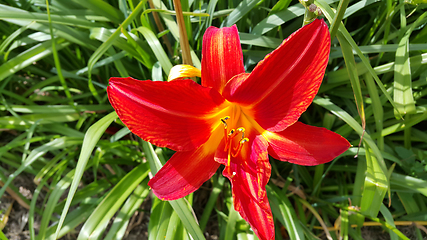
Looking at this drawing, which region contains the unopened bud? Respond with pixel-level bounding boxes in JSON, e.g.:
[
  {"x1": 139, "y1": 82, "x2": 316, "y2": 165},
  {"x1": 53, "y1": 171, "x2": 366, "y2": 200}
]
[
  {"x1": 309, "y1": 3, "x2": 317, "y2": 12},
  {"x1": 316, "y1": 7, "x2": 323, "y2": 16}
]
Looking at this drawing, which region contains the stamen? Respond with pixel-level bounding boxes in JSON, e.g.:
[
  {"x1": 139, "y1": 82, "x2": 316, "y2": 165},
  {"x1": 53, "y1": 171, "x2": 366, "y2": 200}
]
[
  {"x1": 219, "y1": 116, "x2": 249, "y2": 178},
  {"x1": 221, "y1": 116, "x2": 230, "y2": 147},
  {"x1": 227, "y1": 145, "x2": 232, "y2": 176},
  {"x1": 232, "y1": 138, "x2": 249, "y2": 157},
  {"x1": 236, "y1": 127, "x2": 245, "y2": 139},
  {"x1": 220, "y1": 116, "x2": 230, "y2": 128},
  {"x1": 223, "y1": 129, "x2": 233, "y2": 151},
  {"x1": 228, "y1": 129, "x2": 236, "y2": 136},
  {"x1": 224, "y1": 128, "x2": 243, "y2": 151},
  {"x1": 228, "y1": 129, "x2": 238, "y2": 138}
]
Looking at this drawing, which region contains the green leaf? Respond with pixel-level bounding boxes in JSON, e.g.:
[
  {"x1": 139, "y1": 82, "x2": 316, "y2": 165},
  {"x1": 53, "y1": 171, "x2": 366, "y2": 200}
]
[
  {"x1": 360, "y1": 147, "x2": 388, "y2": 218},
  {"x1": 0, "y1": 39, "x2": 70, "y2": 82},
  {"x1": 0, "y1": 137, "x2": 82, "y2": 199},
  {"x1": 380, "y1": 204, "x2": 398, "y2": 240},
  {"x1": 224, "y1": 204, "x2": 239, "y2": 240},
  {"x1": 86, "y1": 1, "x2": 146, "y2": 101},
  {"x1": 269, "y1": 0, "x2": 292, "y2": 16},
  {"x1": 0, "y1": 113, "x2": 80, "y2": 128},
  {"x1": 316, "y1": 0, "x2": 403, "y2": 119},
  {"x1": 0, "y1": 10, "x2": 103, "y2": 28},
  {"x1": 199, "y1": 175, "x2": 225, "y2": 231},
  {"x1": 364, "y1": 73, "x2": 384, "y2": 150},
  {"x1": 239, "y1": 33, "x2": 281, "y2": 48},
  {"x1": 336, "y1": 31, "x2": 366, "y2": 139},
  {"x1": 0, "y1": 229, "x2": 9, "y2": 240},
  {"x1": 143, "y1": 141, "x2": 205, "y2": 240},
  {"x1": 148, "y1": 197, "x2": 167, "y2": 240},
  {"x1": 77, "y1": 162, "x2": 150, "y2": 239},
  {"x1": 393, "y1": 10, "x2": 427, "y2": 116},
  {"x1": 165, "y1": 210, "x2": 185, "y2": 240},
  {"x1": 329, "y1": 0, "x2": 350, "y2": 40},
  {"x1": 221, "y1": 0, "x2": 261, "y2": 27},
  {"x1": 70, "y1": 0, "x2": 124, "y2": 24},
  {"x1": 135, "y1": 27, "x2": 173, "y2": 74},
  {"x1": 251, "y1": 3, "x2": 304, "y2": 36},
  {"x1": 54, "y1": 111, "x2": 118, "y2": 239},
  {"x1": 391, "y1": 173, "x2": 427, "y2": 197},
  {"x1": 267, "y1": 185, "x2": 305, "y2": 240}
]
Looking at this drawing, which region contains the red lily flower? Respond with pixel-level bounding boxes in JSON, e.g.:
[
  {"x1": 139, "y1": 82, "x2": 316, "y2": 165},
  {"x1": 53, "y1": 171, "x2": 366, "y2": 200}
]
[{"x1": 107, "y1": 19, "x2": 350, "y2": 240}]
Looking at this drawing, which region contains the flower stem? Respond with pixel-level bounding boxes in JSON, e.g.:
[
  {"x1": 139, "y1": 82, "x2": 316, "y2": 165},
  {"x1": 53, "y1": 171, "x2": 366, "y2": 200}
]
[
  {"x1": 299, "y1": 0, "x2": 321, "y2": 26},
  {"x1": 173, "y1": 0, "x2": 193, "y2": 65}
]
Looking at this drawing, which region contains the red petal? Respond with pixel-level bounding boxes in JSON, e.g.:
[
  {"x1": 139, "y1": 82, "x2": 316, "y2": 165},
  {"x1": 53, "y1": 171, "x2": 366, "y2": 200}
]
[
  {"x1": 221, "y1": 124, "x2": 274, "y2": 240},
  {"x1": 148, "y1": 143, "x2": 220, "y2": 200},
  {"x1": 223, "y1": 19, "x2": 331, "y2": 132},
  {"x1": 108, "y1": 77, "x2": 227, "y2": 151},
  {"x1": 201, "y1": 25, "x2": 245, "y2": 94},
  {"x1": 264, "y1": 122, "x2": 351, "y2": 166}
]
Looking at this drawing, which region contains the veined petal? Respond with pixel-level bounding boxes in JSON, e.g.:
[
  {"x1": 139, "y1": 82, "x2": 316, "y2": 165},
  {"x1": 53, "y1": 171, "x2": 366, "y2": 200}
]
[
  {"x1": 148, "y1": 143, "x2": 220, "y2": 200},
  {"x1": 168, "y1": 64, "x2": 201, "y2": 81},
  {"x1": 264, "y1": 122, "x2": 351, "y2": 166},
  {"x1": 108, "y1": 77, "x2": 227, "y2": 151},
  {"x1": 221, "y1": 117, "x2": 274, "y2": 240},
  {"x1": 202, "y1": 25, "x2": 245, "y2": 94},
  {"x1": 223, "y1": 19, "x2": 331, "y2": 132}
]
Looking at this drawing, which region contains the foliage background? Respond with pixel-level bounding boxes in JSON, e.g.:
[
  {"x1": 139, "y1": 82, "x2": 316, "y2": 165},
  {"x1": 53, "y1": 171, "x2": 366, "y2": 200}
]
[{"x1": 1, "y1": 0, "x2": 427, "y2": 239}]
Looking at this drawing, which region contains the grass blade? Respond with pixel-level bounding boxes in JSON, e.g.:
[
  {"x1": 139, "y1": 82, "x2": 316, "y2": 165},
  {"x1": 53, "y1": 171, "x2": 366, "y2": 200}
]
[
  {"x1": 53, "y1": 111, "x2": 118, "y2": 239},
  {"x1": 77, "y1": 163, "x2": 150, "y2": 239}
]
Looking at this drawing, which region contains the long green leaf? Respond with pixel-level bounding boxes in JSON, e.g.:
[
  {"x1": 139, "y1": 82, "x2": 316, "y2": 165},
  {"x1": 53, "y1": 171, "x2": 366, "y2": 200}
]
[
  {"x1": 136, "y1": 27, "x2": 173, "y2": 74},
  {"x1": 0, "y1": 39, "x2": 70, "y2": 82},
  {"x1": 0, "y1": 137, "x2": 82, "y2": 199},
  {"x1": 393, "y1": 10, "x2": 427, "y2": 116},
  {"x1": 86, "y1": 1, "x2": 146, "y2": 101},
  {"x1": 143, "y1": 141, "x2": 206, "y2": 240},
  {"x1": 77, "y1": 163, "x2": 150, "y2": 239},
  {"x1": 316, "y1": 0, "x2": 402, "y2": 119},
  {"x1": 267, "y1": 185, "x2": 305, "y2": 240},
  {"x1": 54, "y1": 111, "x2": 118, "y2": 239},
  {"x1": 360, "y1": 147, "x2": 388, "y2": 218},
  {"x1": 221, "y1": 0, "x2": 260, "y2": 27}
]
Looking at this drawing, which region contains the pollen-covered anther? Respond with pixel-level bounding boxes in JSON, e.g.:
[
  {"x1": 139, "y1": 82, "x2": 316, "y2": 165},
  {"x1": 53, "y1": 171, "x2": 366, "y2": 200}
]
[
  {"x1": 224, "y1": 129, "x2": 236, "y2": 151},
  {"x1": 220, "y1": 116, "x2": 230, "y2": 128},
  {"x1": 220, "y1": 117, "x2": 249, "y2": 161},
  {"x1": 236, "y1": 127, "x2": 245, "y2": 139},
  {"x1": 221, "y1": 116, "x2": 231, "y2": 146},
  {"x1": 228, "y1": 129, "x2": 236, "y2": 137}
]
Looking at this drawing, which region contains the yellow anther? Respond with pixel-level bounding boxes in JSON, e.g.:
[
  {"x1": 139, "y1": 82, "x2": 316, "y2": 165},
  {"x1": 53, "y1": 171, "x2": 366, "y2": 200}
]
[
  {"x1": 236, "y1": 127, "x2": 245, "y2": 139},
  {"x1": 219, "y1": 117, "x2": 249, "y2": 169},
  {"x1": 220, "y1": 116, "x2": 230, "y2": 128},
  {"x1": 228, "y1": 129, "x2": 235, "y2": 136},
  {"x1": 221, "y1": 116, "x2": 231, "y2": 148}
]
